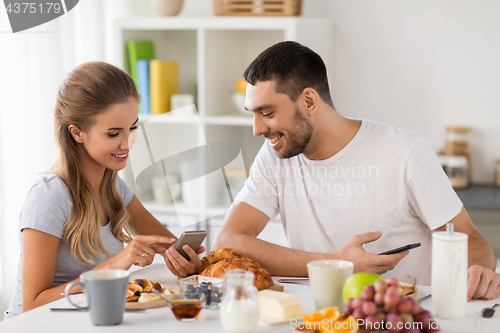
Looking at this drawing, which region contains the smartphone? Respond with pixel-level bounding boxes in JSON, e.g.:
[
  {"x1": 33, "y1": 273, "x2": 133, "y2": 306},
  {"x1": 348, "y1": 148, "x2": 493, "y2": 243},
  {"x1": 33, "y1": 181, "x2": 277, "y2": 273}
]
[
  {"x1": 378, "y1": 243, "x2": 421, "y2": 255},
  {"x1": 171, "y1": 230, "x2": 207, "y2": 261}
]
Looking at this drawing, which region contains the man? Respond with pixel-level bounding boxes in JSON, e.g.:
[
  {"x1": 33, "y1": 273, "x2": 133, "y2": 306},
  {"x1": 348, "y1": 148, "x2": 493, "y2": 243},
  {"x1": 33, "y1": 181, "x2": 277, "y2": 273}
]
[{"x1": 213, "y1": 41, "x2": 499, "y2": 300}]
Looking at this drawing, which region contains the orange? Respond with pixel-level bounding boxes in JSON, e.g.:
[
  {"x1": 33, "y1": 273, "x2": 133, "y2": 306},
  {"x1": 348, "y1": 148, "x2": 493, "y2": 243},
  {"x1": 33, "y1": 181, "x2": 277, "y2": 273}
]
[
  {"x1": 321, "y1": 316, "x2": 359, "y2": 333},
  {"x1": 235, "y1": 77, "x2": 248, "y2": 93},
  {"x1": 302, "y1": 307, "x2": 341, "y2": 329}
]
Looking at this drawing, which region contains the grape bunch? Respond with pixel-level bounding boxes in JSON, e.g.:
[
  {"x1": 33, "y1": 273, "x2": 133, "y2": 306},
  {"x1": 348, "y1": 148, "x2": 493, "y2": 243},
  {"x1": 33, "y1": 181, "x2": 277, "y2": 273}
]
[
  {"x1": 344, "y1": 278, "x2": 438, "y2": 333},
  {"x1": 185, "y1": 282, "x2": 223, "y2": 308}
]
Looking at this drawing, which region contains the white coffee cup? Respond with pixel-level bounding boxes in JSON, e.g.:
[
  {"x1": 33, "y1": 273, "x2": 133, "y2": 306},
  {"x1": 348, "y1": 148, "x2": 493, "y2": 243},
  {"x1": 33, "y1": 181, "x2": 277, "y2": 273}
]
[
  {"x1": 307, "y1": 260, "x2": 354, "y2": 312},
  {"x1": 432, "y1": 223, "x2": 468, "y2": 319},
  {"x1": 65, "y1": 269, "x2": 130, "y2": 326}
]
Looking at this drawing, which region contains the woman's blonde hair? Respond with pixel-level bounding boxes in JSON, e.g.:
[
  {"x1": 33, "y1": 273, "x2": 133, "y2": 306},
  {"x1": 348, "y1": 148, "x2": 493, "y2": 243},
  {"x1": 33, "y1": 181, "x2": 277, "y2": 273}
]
[{"x1": 53, "y1": 61, "x2": 140, "y2": 264}]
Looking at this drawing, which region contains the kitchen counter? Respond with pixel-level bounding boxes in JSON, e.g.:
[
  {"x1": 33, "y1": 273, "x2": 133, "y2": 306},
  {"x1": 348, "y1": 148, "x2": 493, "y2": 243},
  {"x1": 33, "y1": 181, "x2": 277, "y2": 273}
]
[{"x1": 455, "y1": 185, "x2": 500, "y2": 210}]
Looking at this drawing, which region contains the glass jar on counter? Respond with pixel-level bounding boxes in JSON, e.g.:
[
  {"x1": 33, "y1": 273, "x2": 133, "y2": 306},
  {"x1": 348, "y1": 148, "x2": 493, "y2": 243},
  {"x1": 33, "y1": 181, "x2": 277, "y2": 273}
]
[
  {"x1": 220, "y1": 269, "x2": 260, "y2": 333},
  {"x1": 445, "y1": 156, "x2": 469, "y2": 189},
  {"x1": 445, "y1": 126, "x2": 471, "y2": 157}
]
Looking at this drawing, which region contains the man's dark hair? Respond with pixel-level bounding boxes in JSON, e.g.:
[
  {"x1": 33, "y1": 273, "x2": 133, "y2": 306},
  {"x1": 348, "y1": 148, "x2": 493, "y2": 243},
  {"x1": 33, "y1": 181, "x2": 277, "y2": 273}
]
[{"x1": 243, "y1": 41, "x2": 334, "y2": 107}]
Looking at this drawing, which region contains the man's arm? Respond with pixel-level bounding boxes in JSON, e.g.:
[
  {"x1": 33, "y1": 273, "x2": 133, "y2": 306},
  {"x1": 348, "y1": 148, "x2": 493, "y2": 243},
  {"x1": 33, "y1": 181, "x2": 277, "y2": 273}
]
[
  {"x1": 213, "y1": 201, "x2": 408, "y2": 276},
  {"x1": 213, "y1": 201, "x2": 317, "y2": 276},
  {"x1": 436, "y1": 206, "x2": 500, "y2": 300}
]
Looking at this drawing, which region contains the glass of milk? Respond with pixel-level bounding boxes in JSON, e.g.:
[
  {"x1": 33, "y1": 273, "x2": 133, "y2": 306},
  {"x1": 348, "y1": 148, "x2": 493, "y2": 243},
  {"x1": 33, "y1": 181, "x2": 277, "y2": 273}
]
[{"x1": 220, "y1": 269, "x2": 260, "y2": 332}]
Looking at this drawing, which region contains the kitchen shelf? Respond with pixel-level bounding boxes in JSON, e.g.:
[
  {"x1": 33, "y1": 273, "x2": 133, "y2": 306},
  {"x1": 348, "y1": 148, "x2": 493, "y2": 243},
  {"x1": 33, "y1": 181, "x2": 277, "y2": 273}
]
[
  {"x1": 138, "y1": 114, "x2": 201, "y2": 124},
  {"x1": 204, "y1": 115, "x2": 253, "y2": 126},
  {"x1": 138, "y1": 114, "x2": 254, "y2": 126},
  {"x1": 115, "y1": 16, "x2": 331, "y2": 246}
]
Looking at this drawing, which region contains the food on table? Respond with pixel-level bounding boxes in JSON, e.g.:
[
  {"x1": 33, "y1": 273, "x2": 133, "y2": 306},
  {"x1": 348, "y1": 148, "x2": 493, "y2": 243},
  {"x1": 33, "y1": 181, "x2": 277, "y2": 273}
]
[
  {"x1": 258, "y1": 290, "x2": 300, "y2": 319},
  {"x1": 138, "y1": 288, "x2": 174, "y2": 303},
  {"x1": 185, "y1": 281, "x2": 222, "y2": 308},
  {"x1": 127, "y1": 290, "x2": 141, "y2": 302},
  {"x1": 220, "y1": 299, "x2": 260, "y2": 332},
  {"x1": 137, "y1": 292, "x2": 162, "y2": 303},
  {"x1": 194, "y1": 248, "x2": 274, "y2": 290},
  {"x1": 302, "y1": 307, "x2": 359, "y2": 333},
  {"x1": 302, "y1": 306, "x2": 341, "y2": 326},
  {"x1": 303, "y1": 277, "x2": 437, "y2": 332},
  {"x1": 330, "y1": 316, "x2": 359, "y2": 333},
  {"x1": 126, "y1": 278, "x2": 169, "y2": 302},
  {"x1": 166, "y1": 293, "x2": 205, "y2": 321},
  {"x1": 342, "y1": 273, "x2": 386, "y2": 301},
  {"x1": 343, "y1": 273, "x2": 418, "y2": 301},
  {"x1": 170, "y1": 299, "x2": 202, "y2": 320},
  {"x1": 398, "y1": 281, "x2": 417, "y2": 297},
  {"x1": 178, "y1": 275, "x2": 225, "y2": 309},
  {"x1": 130, "y1": 278, "x2": 157, "y2": 292},
  {"x1": 343, "y1": 277, "x2": 439, "y2": 332}
]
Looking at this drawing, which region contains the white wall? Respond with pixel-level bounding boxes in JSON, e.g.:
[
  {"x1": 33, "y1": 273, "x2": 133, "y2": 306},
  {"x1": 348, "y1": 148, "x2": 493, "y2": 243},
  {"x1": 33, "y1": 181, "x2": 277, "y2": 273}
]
[
  {"x1": 180, "y1": 0, "x2": 500, "y2": 183},
  {"x1": 305, "y1": 0, "x2": 500, "y2": 184}
]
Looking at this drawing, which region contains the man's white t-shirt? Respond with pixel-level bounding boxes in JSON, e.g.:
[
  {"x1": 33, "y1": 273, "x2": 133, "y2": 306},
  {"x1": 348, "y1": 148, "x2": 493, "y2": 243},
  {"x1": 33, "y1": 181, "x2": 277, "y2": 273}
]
[{"x1": 235, "y1": 119, "x2": 463, "y2": 285}]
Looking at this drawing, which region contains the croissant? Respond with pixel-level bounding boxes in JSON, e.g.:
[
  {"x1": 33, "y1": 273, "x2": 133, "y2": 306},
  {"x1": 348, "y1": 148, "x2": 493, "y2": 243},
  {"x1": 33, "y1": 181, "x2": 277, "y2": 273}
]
[
  {"x1": 195, "y1": 248, "x2": 245, "y2": 273},
  {"x1": 195, "y1": 248, "x2": 274, "y2": 290}
]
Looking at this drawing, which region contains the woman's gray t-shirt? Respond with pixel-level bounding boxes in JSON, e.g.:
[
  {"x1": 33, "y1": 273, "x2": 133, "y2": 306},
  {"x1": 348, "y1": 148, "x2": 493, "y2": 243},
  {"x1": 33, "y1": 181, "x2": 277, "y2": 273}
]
[{"x1": 4, "y1": 173, "x2": 134, "y2": 318}]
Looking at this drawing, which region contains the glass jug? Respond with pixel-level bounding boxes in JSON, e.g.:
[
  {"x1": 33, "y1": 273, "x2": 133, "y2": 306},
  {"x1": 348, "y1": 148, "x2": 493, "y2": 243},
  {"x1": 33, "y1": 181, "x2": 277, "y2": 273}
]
[{"x1": 220, "y1": 269, "x2": 260, "y2": 333}]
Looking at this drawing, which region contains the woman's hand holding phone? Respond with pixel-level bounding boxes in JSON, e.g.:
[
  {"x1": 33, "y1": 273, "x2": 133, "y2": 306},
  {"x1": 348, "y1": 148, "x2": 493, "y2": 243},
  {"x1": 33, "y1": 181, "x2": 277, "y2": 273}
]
[
  {"x1": 164, "y1": 244, "x2": 206, "y2": 277},
  {"x1": 163, "y1": 231, "x2": 207, "y2": 277},
  {"x1": 103, "y1": 235, "x2": 177, "y2": 270}
]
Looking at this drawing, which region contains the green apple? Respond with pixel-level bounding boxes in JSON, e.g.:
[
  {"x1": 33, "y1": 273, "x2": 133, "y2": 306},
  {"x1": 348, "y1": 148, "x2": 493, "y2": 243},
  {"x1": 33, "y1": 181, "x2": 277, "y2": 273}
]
[{"x1": 342, "y1": 273, "x2": 386, "y2": 300}]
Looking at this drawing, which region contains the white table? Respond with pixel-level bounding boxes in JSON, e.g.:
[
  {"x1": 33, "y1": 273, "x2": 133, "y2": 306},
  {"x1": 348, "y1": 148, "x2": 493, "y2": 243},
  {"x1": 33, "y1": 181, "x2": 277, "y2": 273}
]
[{"x1": 1, "y1": 264, "x2": 499, "y2": 332}]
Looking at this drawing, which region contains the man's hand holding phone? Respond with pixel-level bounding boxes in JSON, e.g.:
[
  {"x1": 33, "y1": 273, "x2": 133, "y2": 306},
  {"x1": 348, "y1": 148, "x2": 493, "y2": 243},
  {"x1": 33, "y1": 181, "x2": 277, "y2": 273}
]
[
  {"x1": 378, "y1": 243, "x2": 421, "y2": 255},
  {"x1": 328, "y1": 231, "x2": 410, "y2": 275}
]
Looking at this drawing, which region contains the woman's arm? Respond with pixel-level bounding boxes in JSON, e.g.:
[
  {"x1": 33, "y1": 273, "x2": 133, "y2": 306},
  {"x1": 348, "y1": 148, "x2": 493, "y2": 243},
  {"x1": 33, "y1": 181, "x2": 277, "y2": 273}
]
[
  {"x1": 126, "y1": 195, "x2": 204, "y2": 276},
  {"x1": 22, "y1": 228, "x2": 68, "y2": 312},
  {"x1": 22, "y1": 229, "x2": 182, "y2": 311},
  {"x1": 22, "y1": 194, "x2": 207, "y2": 312}
]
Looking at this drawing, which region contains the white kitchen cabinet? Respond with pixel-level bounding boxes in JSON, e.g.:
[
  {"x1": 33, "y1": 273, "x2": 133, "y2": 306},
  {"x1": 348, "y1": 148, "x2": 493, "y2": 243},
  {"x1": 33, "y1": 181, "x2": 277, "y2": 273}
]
[{"x1": 114, "y1": 17, "x2": 331, "y2": 250}]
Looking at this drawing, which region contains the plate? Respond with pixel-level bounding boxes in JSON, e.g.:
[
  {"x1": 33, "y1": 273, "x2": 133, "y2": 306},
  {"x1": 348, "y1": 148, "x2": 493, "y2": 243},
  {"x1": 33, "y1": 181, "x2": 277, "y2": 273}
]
[
  {"x1": 125, "y1": 283, "x2": 179, "y2": 309},
  {"x1": 178, "y1": 275, "x2": 284, "y2": 292},
  {"x1": 126, "y1": 299, "x2": 168, "y2": 309}
]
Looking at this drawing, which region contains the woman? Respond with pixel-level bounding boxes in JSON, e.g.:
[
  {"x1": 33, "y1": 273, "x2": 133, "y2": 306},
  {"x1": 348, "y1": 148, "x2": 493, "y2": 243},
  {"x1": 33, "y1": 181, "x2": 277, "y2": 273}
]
[{"x1": 4, "y1": 62, "x2": 203, "y2": 318}]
